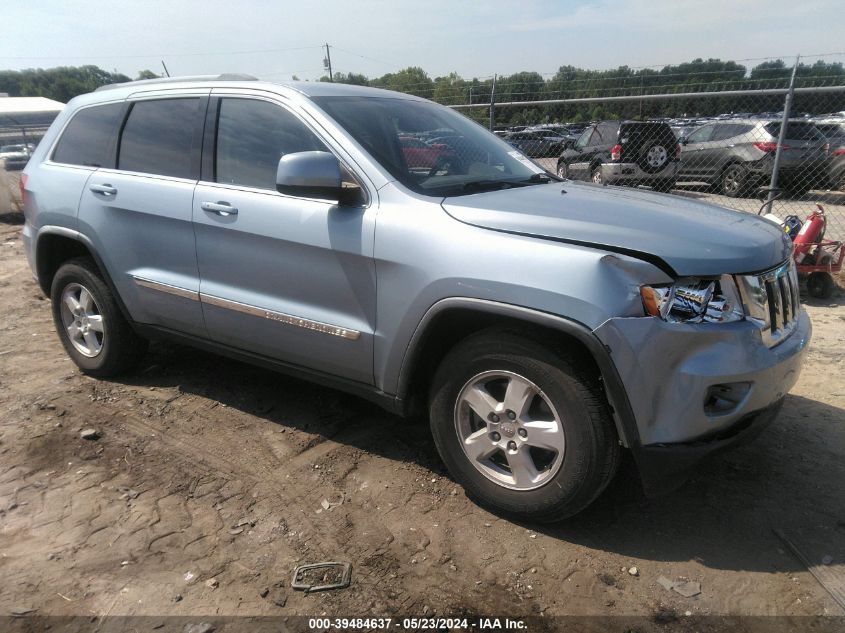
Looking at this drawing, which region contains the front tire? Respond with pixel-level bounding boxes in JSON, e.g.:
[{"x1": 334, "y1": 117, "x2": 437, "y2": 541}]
[
  {"x1": 429, "y1": 329, "x2": 621, "y2": 522},
  {"x1": 51, "y1": 258, "x2": 148, "y2": 377},
  {"x1": 557, "y1": 161, "x2": 568, "y2": 179}
]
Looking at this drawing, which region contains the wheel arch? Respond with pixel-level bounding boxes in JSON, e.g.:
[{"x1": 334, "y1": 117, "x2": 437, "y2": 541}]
[
  {"x1": 394, "y1": 298, "x2": 640, "y2": 449},
  {"x1": 35, "y1": 226, "x2": 133, "y2": 322}
]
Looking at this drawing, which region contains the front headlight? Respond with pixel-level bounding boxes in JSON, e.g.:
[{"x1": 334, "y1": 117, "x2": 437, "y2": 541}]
[{"x1": 641, "y1": 275, "x2": 744, "y2": 323}]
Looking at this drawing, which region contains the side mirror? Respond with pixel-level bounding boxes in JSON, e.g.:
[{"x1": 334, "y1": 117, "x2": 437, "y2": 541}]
[{"x1": 276, "y1": 151, "x2": 343, "y2": 201}]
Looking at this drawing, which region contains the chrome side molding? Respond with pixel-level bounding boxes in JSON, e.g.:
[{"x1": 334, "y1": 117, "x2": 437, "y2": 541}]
[
  {"x1": 132, "y1": 276, "x2": 199, "y2": 301},
  {"x1": 201, "y1": 294, "x2": 361, "y2": 341},
  {"x1": 131, "y1": 276, "x2": 361, "y2": 341}
]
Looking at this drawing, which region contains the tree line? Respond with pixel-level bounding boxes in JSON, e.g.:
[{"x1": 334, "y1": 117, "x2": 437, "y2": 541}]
[
  {"x1": 0, "y1": 66, "x2": 159, "y2": 104},
  {"x1": 2, "y1": 58, "x2": 843, "y2": 126}
]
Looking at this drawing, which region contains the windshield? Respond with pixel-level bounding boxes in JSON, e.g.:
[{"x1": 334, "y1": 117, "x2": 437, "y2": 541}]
[{"x1": 312, "y1": 96, "x2": 550, "y2": 197}]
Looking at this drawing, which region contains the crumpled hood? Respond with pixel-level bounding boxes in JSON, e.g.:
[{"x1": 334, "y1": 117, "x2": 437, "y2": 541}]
[{"x1": 441, "y1": 181, "x2": 792, "y2": 276}]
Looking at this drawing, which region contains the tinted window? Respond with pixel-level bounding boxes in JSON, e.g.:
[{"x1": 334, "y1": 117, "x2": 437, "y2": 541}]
[
  {"x1": 815, "y1": 123, "x2": 845, "y2": 140},
  {"x1": 52, "y1": 103, "x2": 123, "y2": 167},
  {"x1": 118, "y1": 99, "x2": 198, "y2": 178},
  {"x1": 595, "y1": 123, "x2": 618, "y2": 145},
  {"x1": 712, "y1": 124, "x2": 742, "y2": 141},
  {"x1": 215, "y1": 98, "x2": 327, "y2": 190},
  {"x1": 763, "y1": 122, "x2": 825, "y2": 141},
  {"x1": 575, "y1": 128, "x2": 592, "y2": 148},
  {"x1": 687, "y1": 124, "x2": 715, "y2": 143}
]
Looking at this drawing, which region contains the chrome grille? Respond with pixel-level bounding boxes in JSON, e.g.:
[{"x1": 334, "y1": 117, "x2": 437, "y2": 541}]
[{"x1": 737, "y1": 260, "x2": 800, "y2": 348}]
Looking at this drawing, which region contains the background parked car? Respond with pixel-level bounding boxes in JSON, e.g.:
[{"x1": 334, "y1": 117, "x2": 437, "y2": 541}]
[
  {"x1": 814, "y1": 121, "x2": 845, "y2": 189},
  {"x1": 0, "y1": 143, "x2": 33, "y2": 171},
  {"x1": 678, "y1": 119, "x2": 830, "y2": 197},
  {"x1": 556, "y1": 120, "x2": 679, "y2": 191},
  {"x1": 399, "y1": 135, "x2": 455, "y2": 170},
  {"x1": 503, "y1": 130, "x2": 564, "y2": 157}
]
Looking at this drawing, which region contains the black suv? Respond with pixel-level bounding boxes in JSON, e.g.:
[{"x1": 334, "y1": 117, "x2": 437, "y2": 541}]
[{"x1": 556, "y1": 121, "x2": 679, "y2": 192}]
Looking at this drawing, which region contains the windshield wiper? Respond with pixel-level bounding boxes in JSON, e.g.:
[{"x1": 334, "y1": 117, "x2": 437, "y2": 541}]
[
  {"x1": 460, "y1": 179, "x2": 518, "y2": 192},
  {"x1": 521, "y1": 172, "x2": 556, "y2": 183}
]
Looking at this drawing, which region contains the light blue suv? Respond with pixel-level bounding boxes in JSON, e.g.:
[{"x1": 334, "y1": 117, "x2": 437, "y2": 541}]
[{"x1": 21, "y1": 76, "x2": 811, "y2": 521}]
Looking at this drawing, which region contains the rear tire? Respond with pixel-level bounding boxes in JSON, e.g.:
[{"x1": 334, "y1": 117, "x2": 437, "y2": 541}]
[
  {"x1": 428, "y1": 329, "x2": 621, "y2": 522},
  {"x1": 50, "y1": 258, "x2": 148, "y2": 377},
  {"x1": 721, "y1": 164, "x2": 749, "y2": 197}
]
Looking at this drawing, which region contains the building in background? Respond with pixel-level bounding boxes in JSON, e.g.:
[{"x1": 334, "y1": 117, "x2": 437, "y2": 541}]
[{"x1": 0, "y1": 96, "x2": 64, "y2": 169}]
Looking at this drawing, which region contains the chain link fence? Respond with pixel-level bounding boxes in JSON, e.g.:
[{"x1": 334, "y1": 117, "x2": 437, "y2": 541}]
[{"x1": 438, "y1": 81, "x2": 845, "y2": 243}]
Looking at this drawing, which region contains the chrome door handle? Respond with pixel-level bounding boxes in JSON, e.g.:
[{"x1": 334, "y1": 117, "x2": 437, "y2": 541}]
[
  {"x1": 89, "y1": 184, "x2": 117, "y2": 196},
  {"x1": 201, "y1": 201, "x2": 239, "y2": 216}
]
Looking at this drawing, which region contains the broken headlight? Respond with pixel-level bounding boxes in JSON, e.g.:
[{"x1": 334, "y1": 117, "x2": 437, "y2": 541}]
[{"x1": 640, "y1": 276, "x2": 744, "y2": 323}]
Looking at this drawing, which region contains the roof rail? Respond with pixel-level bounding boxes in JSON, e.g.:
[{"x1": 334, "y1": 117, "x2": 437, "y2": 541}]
[{"x1": 95, "y1": 73, "x2": 259, "y2": 92}]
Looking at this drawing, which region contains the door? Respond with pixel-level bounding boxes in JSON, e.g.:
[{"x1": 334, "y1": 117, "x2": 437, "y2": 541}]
[
  {"x1": 77, "y1": 96, "x2": 207, "y2": 337},
  {"x1": 679, "y1": 123, "x2": 718, "y2": 178},
  {"x1": 566, "y1": 127, "x2": 598, "y2": 180},
  {"x1": 193, "y1": 96, "x2": 377, "y2": 385}
]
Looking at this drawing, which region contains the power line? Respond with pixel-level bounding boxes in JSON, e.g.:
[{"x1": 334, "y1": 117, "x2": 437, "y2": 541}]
[
  {"x1": 329, "y1": 46, "x2": 398, "y2": 69},
  {"x1": 0, "y1": 45, "x2": 324, "y2": 61}
]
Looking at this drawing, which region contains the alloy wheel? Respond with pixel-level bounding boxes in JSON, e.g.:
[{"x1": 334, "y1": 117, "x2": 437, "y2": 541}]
[
  {"x1": 59, "y1": 283, "x2": 105, "y2": 357},
  {"x1": 645, "y1": 145, "x2": 668, "y2": 169},
  {"x1": 723, "y1": 166, "x2": 743, "y2": 195},
  {"x1": 454, "y1": 370, "x2": 566, "y2": 491}
]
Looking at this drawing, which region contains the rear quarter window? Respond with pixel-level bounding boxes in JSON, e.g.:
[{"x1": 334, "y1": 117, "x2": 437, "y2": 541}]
[
  {"x1": 816, "y1": 123, "x2": 845, "y2": 140},
  {"x1": 764, "y1": 122, "x2": 824, "y2": 140},
  {"x1": 52, "y1": 103, "x2": 123, "y2": 167}
]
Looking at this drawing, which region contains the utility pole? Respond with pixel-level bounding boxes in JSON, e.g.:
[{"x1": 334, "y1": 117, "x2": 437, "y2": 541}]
[
  {"x1": 323, "y1": 43, "x2": 333, "y2": 82},
  {"x1": 764, "y1": 54, "x2": 800, "y2": 215},
  {"x1": 489, "y1": 74, "x2": 497, "y2": 131},
  {"x1": 160, "y1": 60, "x2": 170, "y2": 78}
]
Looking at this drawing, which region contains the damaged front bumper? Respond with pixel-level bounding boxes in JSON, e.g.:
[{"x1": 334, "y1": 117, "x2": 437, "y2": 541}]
[{"x1": 594, "y1": 308, "x2": 811, "y2": 495}]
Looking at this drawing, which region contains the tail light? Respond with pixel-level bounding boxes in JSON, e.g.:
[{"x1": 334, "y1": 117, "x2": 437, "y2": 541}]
[
  {"x1": 19, "y1": 173, "x2": 28, "y2": 202},
  {"x1": 833, "y1": 148, "x2": 845, "y2": 157},
  {"x1": 753, "y1": 141, "x2": 791, "y2": 153},
  {"x1": 675, "y1": 143, "x2": 681, "y2": 160},
  {"x1": 610, "y1": 144, "x2": 622, "y2": 161}
]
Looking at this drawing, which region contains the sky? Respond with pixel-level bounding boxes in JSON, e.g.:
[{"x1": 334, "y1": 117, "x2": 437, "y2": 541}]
[{"x1": 1, "y1": 0, "x2": 842, "y2": 81}]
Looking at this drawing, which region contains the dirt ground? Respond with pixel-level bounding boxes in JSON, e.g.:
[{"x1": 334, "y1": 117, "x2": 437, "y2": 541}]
[{"x1": 1, "y1": 207, "x2": 844, "y2": 628}]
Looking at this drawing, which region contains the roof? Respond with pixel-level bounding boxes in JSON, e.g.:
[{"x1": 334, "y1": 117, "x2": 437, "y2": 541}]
[
  {"x1": 0, "y1": 96, "x2": 65, "y2": 114},
  {"x1": 90, "y1": 74, "x2": 421, "y2": 101},
  {"x1": 280, "y1": 80, "x2": 421, "y2": 100}
]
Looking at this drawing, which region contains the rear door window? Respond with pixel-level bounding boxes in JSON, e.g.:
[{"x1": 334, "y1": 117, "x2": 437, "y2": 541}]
[
  {"x1": 52, "y1": 103, "x2": 123, "y2": 168},
  {"x1": 712, "y1": 124, "x2": 744, "y2": 141},
  {"x1": 118, "y1": 98, "x2": 199, "y2": 179}
]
